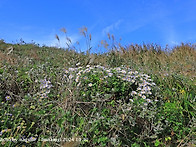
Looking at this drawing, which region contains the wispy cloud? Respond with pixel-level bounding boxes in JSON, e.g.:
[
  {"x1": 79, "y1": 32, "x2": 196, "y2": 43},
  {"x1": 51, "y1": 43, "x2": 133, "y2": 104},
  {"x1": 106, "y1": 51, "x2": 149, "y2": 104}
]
[{"x1": 102, "y1": 19, "x2": 123, "y2": 35}]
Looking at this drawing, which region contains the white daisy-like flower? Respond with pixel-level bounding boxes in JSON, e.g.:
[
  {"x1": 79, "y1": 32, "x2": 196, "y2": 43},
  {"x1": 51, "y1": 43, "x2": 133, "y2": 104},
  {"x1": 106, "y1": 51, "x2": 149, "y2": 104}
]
[
  {"x1": 75, "y1": 76, "x2": 80, "y2": 82},
  {"x1": 146, "y1": 86, "x2": 151, "y2": 91},
  {"x1": 129, "y1": 99, "x2": 134, "y2": 102},
  {"x1": 131, "y1": 91, "x2": 137, "y2": 95},
  {"x1": 147, "y1": 91, "x2": 152, "y2": 95},
  {"x1": 5, "y1": 96, "x2": 11, "y2": 101},
  {"x1": 128, "y1": 71, "x2": 133, "y2": 75},
  {"x1": 106, "y1": 69, "x2": 111, "y2": 73},
  {"x1": 144, "y1": 103, "x2": 148, "y2": 106},
  {"x1": 108, "y1": 72, "x2": 113, "y2": 77},
  {"x1": 69, "y1": 74, "x2": 74, "y2": 79},
  {"x1": 121, "y1": 77, "x2": 126, "y2": 81},
  {"x1": 90, "y1": 67, "x2": 94, "y2": 70},
  {"x1": 144, "y1": 74, "x2": 150, "y2": 78},
  {"x1": 83, "y1": 76, "x2": 88, "y2": 80},
  {"x1": 84, "y1": 68, "x2": 91, "y2": 73},
  {"x1": 115, "y1": 67, "x2": 121, "y2": 71},
  {"x1": 77, "y1": 72, "x2": 81, "y2": 76},
  {"x1": 64, "y1": 69, "x2": 69, "y2": 74},
  {"x1": 137, "y1": 87, "x2": 142, "y2": 91},
  {"x1": 138, "y1": 93, "x2": 142, "y2": 97},
  {"x1": 76, "y1": 62, "x2": 80, "y2": 66},
  {"x1": 146, "y1": 99, "x2": 152, "y2": 103},
  {"x1": 68, "y1": 68, "x2": 75, "y2": 71},
  {"x1": 142, "y1": 95, "x2": 146, "y2": 99},
  {"x1": 88, "y1": 83, "x2": 93, "y2": 87},
  {"x1": 40, "y1": 79, "x2": 52, "y2": 89},
  {"x1": 126, "y1": 77, "x2": 131, "y2": 82},
  {"x1": 121, "y1": 70, "x2": 126, "y2": 74},
  {"x1": 134, "y1": 71, "x2": 138, "y2": 74},
  {"x1": 29, "y1": 137, "x2": 37, "y2": 141}
]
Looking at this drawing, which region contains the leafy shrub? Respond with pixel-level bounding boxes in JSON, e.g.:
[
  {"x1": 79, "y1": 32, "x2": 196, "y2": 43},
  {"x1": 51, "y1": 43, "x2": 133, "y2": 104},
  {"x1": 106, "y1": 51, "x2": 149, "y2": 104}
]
[{"x1": 61, "y1": 65, "x2": 164, "y2": 146}]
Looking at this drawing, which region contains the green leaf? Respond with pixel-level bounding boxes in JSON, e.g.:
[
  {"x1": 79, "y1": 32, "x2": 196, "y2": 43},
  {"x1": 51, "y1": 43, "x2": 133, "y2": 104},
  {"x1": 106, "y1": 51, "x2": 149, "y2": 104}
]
[
  {"x1": 0, "y1": 68, "x2": 3, "y2": 74},
  {"x1": 57, "y1": 118, "x2": 64, "y2": 127},
  {"x1": 154, "y1": 139, "x2": 160, "y2": 146},
  {"x1": 99, "y1": 136, "x2": 108, "y2": 142}
]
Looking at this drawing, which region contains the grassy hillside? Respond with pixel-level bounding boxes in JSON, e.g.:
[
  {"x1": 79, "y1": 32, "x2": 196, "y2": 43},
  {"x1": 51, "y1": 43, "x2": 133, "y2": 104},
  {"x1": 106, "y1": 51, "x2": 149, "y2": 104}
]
[{"x1": 0, "y1": 38, "x2": 195, "y2": 147}]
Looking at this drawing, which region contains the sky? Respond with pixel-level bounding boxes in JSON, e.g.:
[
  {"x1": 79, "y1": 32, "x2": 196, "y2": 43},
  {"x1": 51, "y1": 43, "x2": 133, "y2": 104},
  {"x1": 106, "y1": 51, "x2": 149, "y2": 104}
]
[{"x1": 0, "y1": 0, "x2": 196, "y2": 53}]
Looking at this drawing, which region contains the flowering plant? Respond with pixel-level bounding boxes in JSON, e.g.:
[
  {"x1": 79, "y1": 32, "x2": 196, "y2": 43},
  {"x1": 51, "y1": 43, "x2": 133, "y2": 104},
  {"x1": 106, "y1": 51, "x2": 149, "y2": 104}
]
[
  {"x1": 61, "y1": 65, "x2": 163, "y2": 145},
  {"x1": 64, "y1": 65, "x2": 159, "y2": 106}
]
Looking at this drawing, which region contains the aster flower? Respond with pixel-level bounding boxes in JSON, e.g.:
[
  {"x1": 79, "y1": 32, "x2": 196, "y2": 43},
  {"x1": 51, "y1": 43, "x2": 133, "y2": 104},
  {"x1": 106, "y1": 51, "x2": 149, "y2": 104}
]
[
  {"x1": 29, "y1": 137, "x2": 37, "y2": 141},
  {"x1": 137, "y1": 87, "x2": 142, "y2": 91},
  {"x1": 121, "y1": 70, "x2": 126, "y2": 74},
  {"x1": 5, "y1": 96, "x2": 11, "y2": 101},
  {"x1": 83, "y1": 76, "x2": 88, "y2": 80},
  {"x1": 138, "y1": 93, "x2": 142, "y2": 97},
  {"x1": 146, "y1": 86, "x2": 151, "y2": 91},
  {"x1": 131, "y1": 91, "x2": 137, "y2": 96},
  {"x1": 147, "y1": 91, "x2": 152, "y2": 95},
  {"x1": 140, "y1": 78, "x2": 143, "y2": 81},
  {"x1": 129, "y1": 99, "x2": 134, "y2": 102},
  {"x1": 40, "y1": 79, "x2": 52, "y2": 89},
  {"x1": 106, "y1": 69, "x2": 111, "y2": 73},
  {"x1": 134, "y1": 71, "x2": 138, "y2": 74},
  {"x1": 64, "y1": 69, "x2": 69, "y2": 74},
  {"x1": 131, "y1": 79, "x2": 135, "y2": 83},
  {"x1": 0, "y1": 129, "x2": 8, "y2": 136},
  {"x1": 121, "y1": 77, "x2": 126, "y2": 81},
  {"x1": 146, "y1": 99, "x2": 152, "y2": 103},
  {"x1": 12, "y1": 104, "x2": 17, "y2": 108},
  {"x1": 68, "y1": 68, "x2": 75, "y2": 71},
  {"x1": 115, "y1": 67, "x2": 121, "y2": 71},
  {"x1": 108, "y1": 72, "x2": 113, "y2": 77},
  {"x1": 128, "y1": 71, "x2": 133, "y2": 75},
  {"x1": 126, "y1": 77, "x2": 131, "y2": 82},
  {"x1": 142, "y1": 95, "x2": 146, "y2": 99},
  {"x1": 76, "y1": 62, "x2": 80, "y2": 66},
  {"x1": 75, "y1": 76, "x2": 80, "y2": 82},
  {"x1": 144, "y1": 103, "x2": 148, "y2": 106},
  {"x1": 68, "y1": 74, "x2": 74, "y2": 79}
]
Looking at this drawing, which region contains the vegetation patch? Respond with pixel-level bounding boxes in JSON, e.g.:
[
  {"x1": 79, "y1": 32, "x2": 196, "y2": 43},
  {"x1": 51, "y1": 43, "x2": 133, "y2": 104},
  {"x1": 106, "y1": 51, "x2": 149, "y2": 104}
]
[{"x1": 0, "y1": 36, "x2": 195, "y2": 146}]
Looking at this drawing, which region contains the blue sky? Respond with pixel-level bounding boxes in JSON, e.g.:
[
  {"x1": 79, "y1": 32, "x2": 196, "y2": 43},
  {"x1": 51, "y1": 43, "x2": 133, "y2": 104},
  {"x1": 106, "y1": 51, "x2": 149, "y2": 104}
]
[{"x1": 0, "y1": 0, "x2": 196, "y2": 52}]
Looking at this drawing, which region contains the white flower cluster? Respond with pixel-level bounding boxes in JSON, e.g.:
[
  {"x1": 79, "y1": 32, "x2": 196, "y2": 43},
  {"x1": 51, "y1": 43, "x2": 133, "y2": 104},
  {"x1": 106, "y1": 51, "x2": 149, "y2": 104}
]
[
  {"x1": 63, "y1": 65, "x2": 158, "y2": 105},
  {"x1": 39, "y1": 79, "x2": 52, "y2": 99}
]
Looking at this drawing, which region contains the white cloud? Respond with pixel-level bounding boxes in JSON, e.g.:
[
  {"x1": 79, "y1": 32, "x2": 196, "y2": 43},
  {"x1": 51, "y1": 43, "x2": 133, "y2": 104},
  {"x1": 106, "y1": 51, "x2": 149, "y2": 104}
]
[
  {"x1": 102, "y1": 19, "x2": 123, "y2": 35},
  {"x1": 170, "y1": 40, "x2": 180, "y2": 46}
]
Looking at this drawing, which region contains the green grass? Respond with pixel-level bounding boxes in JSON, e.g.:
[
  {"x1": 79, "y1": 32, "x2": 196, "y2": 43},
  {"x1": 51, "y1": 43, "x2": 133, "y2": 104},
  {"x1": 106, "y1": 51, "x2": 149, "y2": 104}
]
[{"x1": 0, "y1": 35, "x2": 195, "y2": 147}]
